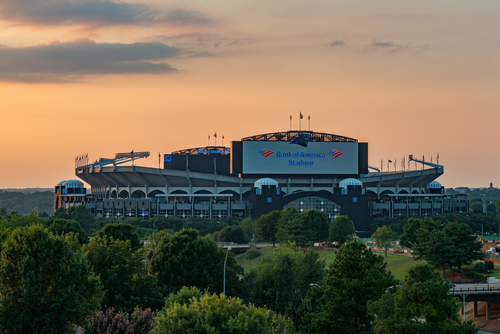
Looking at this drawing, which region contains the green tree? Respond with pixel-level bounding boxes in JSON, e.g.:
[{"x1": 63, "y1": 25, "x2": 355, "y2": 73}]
[
  {"x1": 306, "y1": 241, "x2": 397, "y2": 334},
  {"x1": 256, "y1": 210, "x2": 281, "y2": 247},
  {"x1": 150, "y1": 289, "x2": 294, "y2": 334},
  {"x1": 470, "y1": 197, "x2": 483, "y2": 213},
  {"x1": 328, "y1": 215, "x2": 355, "y2": 243},
  {"x1": 217, "y1": 225, "x2": 247, "y2": 244},
  {"x1": 276, "y1": 207, "x2": 306, "y2": 244},
  {"x1": 0, "y1": 225, "x2": 102, "y2": 333},
  {"x1": 67, "y1": 205, "x2": 97, "y2": 233},
  {"x1": 46, "y1": 218, "x2": 88, "y2": 244},
  {"x1": 300, "y1": 209, "x2": 329, "y2": 241},
  {"x1": 413, "y1": 220, "x2": 483, "y2": 279},
  {"x1": 146, "y1": 229, "x2": 243, "y2": 295},
  {"x1": 442, "y1": 222, "x2": 483, "y2": 269},
  {"x1": 240, "y1": 217, "x2": 257, "y2": 242},
  {"x1": 85, "y1": 235, "x2": 165, "y2": 312},
  {"x1": 372, "y1": 225, "x2": 398, "y2": 257},
  {"x1": 95, "y1": 223, "x2": 142, "y2": 251},
  {"x1": 252, "y1": 242, "x2": 325, "y2": 327},
  {"x1": 400, "y1": 217, "x2": 423, "y2": 249},
  {"x1": 164, "y1": 286, "x2": 203, "y2": 306},
  {"x1": 369, "y1": 264, "x2": 479, "y2": 334}
]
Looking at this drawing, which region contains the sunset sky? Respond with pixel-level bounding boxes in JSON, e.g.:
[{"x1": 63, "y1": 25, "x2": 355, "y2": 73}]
[{"x1": 0, "y1": 0, "x2": 499, "y2": 188}]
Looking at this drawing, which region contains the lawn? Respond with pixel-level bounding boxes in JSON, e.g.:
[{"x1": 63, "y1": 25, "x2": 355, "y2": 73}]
[{"x1": 236, "y1": 246, "x2": 425, "y2": 282}]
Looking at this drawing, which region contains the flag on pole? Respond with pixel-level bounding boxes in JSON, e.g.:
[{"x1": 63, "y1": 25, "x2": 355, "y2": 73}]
[
  {"x1": 308, "y1": 115, "x2": 310, "y2": 120},
  {"x1": 222, "y1": 135, "x2": 224, "y2": 139},
  {"x1": 214, "y1": 133, "x2": 217, "y2": 138},
  {"x1": 388, "y1": 159, "x2": 392, "y2": 163},
  {"x1": 300, "y1": 112, "x2": 303, "y2": 119},
  {"x1": 290, "y1": 115, "x2": 292, "y2": 120}
]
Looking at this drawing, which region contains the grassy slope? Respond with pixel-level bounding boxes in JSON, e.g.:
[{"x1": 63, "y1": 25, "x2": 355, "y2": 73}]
[{"x1": 236, "y1": 247, "x2": 426, "y2": 282}]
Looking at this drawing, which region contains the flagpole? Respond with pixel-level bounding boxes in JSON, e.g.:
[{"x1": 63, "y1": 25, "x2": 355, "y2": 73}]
[
  {"x1": 308, "y1": 115, "x2": 310, "y2": 131},
  {"x1": 299, "y1": 111, "x2": 301, "y2": 131},
  {"x1": 222, "y1": 136, "x2": 224, "y2": 147},
  {"x1": 290, "y1": 115, "x2": 292, "y2": 130},
  {"x1": 208, "y1": 135, "x2": 210, "y2": 146}
]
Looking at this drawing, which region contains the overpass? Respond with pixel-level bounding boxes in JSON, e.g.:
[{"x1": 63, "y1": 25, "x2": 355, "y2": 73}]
[{"x1": 451, "y1": 284, "x2": 500, "y2": 321}]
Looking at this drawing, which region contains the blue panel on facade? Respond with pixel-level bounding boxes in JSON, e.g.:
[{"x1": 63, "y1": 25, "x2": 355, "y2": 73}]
[
  {"x1": 353, "y1": 197, "x2": 357, "y2": 203},
  {"x1": 165, "y1": 155, "x2": 172, "y2": 162},
  {"x1": 256, "y1": 189, "x2": 262, "y2": 195},
  {"x1": 276, "y1": 188, "x2": 281, "y2": 195},
  {"x1": 267, "y1": 197, "x2": 272, "y2": 203},
  {"x1": 341, "y1": 189, "x2": 347, "y2": 195}
]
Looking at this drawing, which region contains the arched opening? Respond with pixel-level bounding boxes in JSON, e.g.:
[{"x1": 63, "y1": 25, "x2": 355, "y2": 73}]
[
  {"x1": 149, "y1": 190, "x2": 165, "y2": 198},
  {"x1": 131, "y1": 190, "x2": 146, "y2": 198},
  {"x1": 380, "y1": 190, "x2": 394, "y2": 200},
  {"x1": 365, "y1": 190, "x2": 378, "y2": 200},
  {"x1": 218, "y1": 190, "x2": 239, "y2": 197},
  {"x1": 284, "y1": 196, "x2": 341, "y2": 222},
  {"x1": 398, "y1": 190, "x2": 409, "y2": 194},
  {"x1": 412, "y1": 190, "x2": 421, "y2": 194},
  {"x1": 194, "y1": 190, "x2": 213, "y2": 194},
  {"x1": 118, "y1": 190, "x2": 129, "y2": 198},
  {"x1": 171, "y1": 190, "x2": 188, "y2": 194},
  {"x1": 111, "y1": 190, "x2": 117, "y2": 198}
]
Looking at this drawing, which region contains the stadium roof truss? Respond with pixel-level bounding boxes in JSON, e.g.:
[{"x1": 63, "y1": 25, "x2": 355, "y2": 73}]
[{"x1": 241, "y1": 131, "x2": 357, "y2": 142}]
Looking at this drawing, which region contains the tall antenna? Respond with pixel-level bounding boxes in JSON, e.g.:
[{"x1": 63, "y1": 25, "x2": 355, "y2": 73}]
[{"x1": 437, "y1": 152, "x2": 439, "y2": 164}]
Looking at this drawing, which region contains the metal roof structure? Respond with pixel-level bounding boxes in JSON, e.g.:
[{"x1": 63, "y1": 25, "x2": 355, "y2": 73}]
[
  {"x1": 172, "y1": 146, "x2": 230, "y2": 155},
  {"x1": 241, "y1": 131, "x2": 357, "y2": 142}
]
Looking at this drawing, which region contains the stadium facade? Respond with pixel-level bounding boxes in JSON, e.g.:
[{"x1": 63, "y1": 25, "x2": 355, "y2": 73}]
[{"x1": 54, "y1": 130, "x2": 468, "y2": 237}]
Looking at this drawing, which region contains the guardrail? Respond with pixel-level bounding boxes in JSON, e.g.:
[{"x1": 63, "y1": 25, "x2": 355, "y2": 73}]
[{"x1": 450, "y1": 285, "x2": 500, "y2": 294}]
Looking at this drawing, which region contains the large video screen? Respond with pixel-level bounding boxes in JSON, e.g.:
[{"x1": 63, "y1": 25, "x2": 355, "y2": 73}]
[{"x1": 242, "y1": 141, "x2": 359, "y2": 175}]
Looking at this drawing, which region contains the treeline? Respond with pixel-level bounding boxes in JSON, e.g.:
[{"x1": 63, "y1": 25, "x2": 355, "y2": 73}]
[
  {"x1": 0, "y1": 207, "x2": 483, "y2": 333},
  {"x1": 371, "y1": 211, "x2": 499, "y2": 235},
  {"x1": 0, "y1": 190, "x2": 53, "y2": 215}
]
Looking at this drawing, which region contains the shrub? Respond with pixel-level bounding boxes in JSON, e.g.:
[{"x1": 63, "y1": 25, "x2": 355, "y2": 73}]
[
  {"x1": 475, "y1": 262, "x2": 487, "y2": 273},
  {"x1": 245, "y1": 248, "x2": 261, "y2": 259},
  {"x1": 84, "y1": 307, "x2": 156, "y2": 334},
  {"x1": 485, "y1": 261, "x2": 494, "y2": 271}
]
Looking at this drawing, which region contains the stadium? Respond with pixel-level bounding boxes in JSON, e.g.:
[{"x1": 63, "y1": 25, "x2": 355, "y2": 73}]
[{"x1": 54, "y1": 130, "x2": 468, "y2": 237}]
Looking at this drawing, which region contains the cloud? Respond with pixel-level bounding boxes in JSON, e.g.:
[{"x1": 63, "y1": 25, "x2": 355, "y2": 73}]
[
  {"x1": 367, "y1": 39, "x2": 410, "y2": 53},
  {"x1": 183, "y1": 51, "x2": 215, "y2": 58},
  {"x1": 329, "y1": 40, "x2": 345, "y2": 47},
  {"x1": 369, "y1": 39, "x2": 400, "y2": 48},
  {"x1": 415, "y1": 44, "x2": 431, "y2": 54},
  {"x1": 161, "y1": 9, "x2": 211, "y2": 26},
  {"x1": 0, "y1": 39, "x2": 179, "y2": 83},
  {"x1": 0, "y1": 0, "x2": 211, "y2": 27}
]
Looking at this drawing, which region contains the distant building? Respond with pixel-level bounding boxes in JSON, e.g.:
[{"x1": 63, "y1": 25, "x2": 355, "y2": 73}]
[{"x1": 56, "y1": 130, "x2": 467, "y2": 237}]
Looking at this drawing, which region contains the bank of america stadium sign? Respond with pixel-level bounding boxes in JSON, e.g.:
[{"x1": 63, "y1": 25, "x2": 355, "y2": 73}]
[{"x1": 242, "y1": 141, "x2": 358, "y2": 175}]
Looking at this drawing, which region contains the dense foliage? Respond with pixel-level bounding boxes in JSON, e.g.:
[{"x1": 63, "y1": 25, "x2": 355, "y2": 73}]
[
  {"x1": 305, "y1": 241, "x2": 397, "y2": 334},
  {"x1": 0, "y1": 190, "x2": 53, "y2": 215},
  {"x1": 403, "y1": 218, "x2": 483, "y2": 279},
  {"x1": 372, "y1": 225, "x2": 398, "y2": 257},
  {"x1": 146, "y1": 229, "x2": 243, "y2": 296},
  {"x1": 151, "y1": 289, "x2": 295, "y2": 334},
  {"x1": 369, "y1": 264, "x2": 479, "y2": 334},
  {"x1": 84, "y1": 307, "x2": 157, "y2": 334},
  {"x1": 0, "y1": 225, "x2": 102, "y2": 333},
  {"x1": 328, "y1": 215, "x2": 356, "y2": 243}
]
